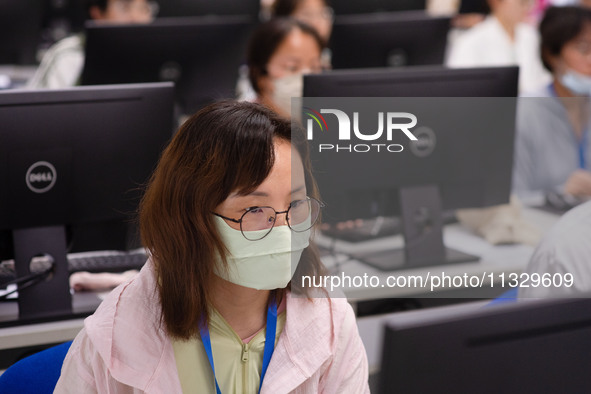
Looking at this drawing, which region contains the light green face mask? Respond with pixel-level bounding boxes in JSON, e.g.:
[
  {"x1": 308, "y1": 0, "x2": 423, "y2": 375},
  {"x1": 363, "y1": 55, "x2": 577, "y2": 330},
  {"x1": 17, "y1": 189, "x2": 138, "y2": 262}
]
[{"x1": 214, "y1": 216, "x2": 310, "y2": 290}]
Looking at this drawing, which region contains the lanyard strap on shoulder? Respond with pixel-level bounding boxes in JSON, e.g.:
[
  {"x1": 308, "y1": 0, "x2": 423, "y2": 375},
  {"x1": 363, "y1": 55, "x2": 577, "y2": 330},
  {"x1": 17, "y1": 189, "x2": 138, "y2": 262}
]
[
  {"x1": 200, "y1": 298, "x2": 278, "y2": 394},
  {"x1": 199, "y1": 322, "x2": 222, "y2": 394},
  {"x1": 579, "y1": 129, "x2": 588, "y2": 170},
  {"x1": 260, "y1": 298, "x2": 277, "y2": 393}
]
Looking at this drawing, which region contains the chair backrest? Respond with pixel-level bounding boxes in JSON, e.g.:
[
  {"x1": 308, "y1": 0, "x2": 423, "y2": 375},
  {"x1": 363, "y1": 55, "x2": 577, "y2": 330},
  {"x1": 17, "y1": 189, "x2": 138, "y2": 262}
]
[
  {"x1": 486, "y1": 287, "x2": 518, "y2": 306},
  {"x1": 0, "y1": 341, "x2": 72, "y2": 394}
]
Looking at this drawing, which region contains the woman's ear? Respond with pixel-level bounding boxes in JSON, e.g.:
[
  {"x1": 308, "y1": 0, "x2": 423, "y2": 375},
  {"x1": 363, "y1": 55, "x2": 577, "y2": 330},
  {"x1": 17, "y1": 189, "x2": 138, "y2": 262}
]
[
  {"x1": 543, "y1": 47, "x2": 561, "y2": 75},
  {"x1": 258, "y1": 75, "x2": 274, "y2": 98}
]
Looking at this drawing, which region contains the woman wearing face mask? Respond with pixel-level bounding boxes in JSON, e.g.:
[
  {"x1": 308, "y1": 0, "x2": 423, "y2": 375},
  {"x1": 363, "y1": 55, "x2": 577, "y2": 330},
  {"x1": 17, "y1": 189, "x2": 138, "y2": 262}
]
[
  {"x1": 54, "y1": 101, "x2": 369, "y2": 393},
  {"x1": 513, "y1": 6, "x2": 591, "y2": 203},
  {"x1": 247, "y1": 18, "x2": 324, "y2": 118}
]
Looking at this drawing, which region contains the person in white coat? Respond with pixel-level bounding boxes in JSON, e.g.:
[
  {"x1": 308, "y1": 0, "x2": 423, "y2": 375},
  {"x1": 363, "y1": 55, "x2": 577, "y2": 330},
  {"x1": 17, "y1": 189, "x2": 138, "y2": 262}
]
[{"x1": 447, "y1": 0, "x2": 551, "y2": 94}]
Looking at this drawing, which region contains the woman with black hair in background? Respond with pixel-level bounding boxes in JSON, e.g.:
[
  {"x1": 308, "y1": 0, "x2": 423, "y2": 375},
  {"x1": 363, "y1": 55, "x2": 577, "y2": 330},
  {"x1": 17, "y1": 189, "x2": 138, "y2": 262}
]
[{"x1": 513, "y1": 6, "x2": 591, "y2": 202}]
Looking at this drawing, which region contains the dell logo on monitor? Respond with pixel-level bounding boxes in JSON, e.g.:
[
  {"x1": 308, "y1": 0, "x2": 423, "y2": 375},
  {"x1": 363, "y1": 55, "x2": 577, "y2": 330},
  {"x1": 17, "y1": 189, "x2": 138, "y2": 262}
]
[
  {"x1": 409, "y1": 127, "x2": 437, "y2": 158},
  {"x1": 25, "y1": 161, "x2": 57, "y2": 194}
]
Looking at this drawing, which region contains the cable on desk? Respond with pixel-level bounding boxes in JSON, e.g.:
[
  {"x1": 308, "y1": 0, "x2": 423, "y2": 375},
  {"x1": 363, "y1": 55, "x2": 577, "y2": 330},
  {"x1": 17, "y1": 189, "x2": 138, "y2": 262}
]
[{"x1": 0, "y1": 266, "x2": 53, "y2": 301}]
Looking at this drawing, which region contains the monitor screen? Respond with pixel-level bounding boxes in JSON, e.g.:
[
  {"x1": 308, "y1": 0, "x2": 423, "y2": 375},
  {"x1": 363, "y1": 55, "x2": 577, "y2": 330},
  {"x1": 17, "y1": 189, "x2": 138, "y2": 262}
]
[
  {"x1": 379, "y1": 296, "x2": 591, "y2": 393},
  {"x1": 0, "y1": 0, "x2": 43, "y2": 64},
  {"x1": 0, "y1": 82, "x2": 174, "y2": 320},
  {"x1": 331, "y1": 0, "x2": 426, "y2": 15},
  {"x1": 304, "y1": 66, "x2": 519, "y2": 98},
  {"x1": 157, "y1": 0, "x2": 260, "y2": 18},
  {"x1": 459, "y1": 0, "x2": 489, "y2": 14},
  {"x1": 302, "y1": 66, "x2": 518, "y2": 269},
  {"x1": 330, "y1": 12, "x2": 450, "y2": 69},
  {"x1": 81, "y1": 16, "x2": 254, "y2": 115}
]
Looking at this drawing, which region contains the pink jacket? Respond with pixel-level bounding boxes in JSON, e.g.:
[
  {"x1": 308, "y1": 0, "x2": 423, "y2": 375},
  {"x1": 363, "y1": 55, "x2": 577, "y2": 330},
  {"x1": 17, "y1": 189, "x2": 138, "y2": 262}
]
[{"x1": 54, "y1": 261, "x2": 370, "y2": 393}]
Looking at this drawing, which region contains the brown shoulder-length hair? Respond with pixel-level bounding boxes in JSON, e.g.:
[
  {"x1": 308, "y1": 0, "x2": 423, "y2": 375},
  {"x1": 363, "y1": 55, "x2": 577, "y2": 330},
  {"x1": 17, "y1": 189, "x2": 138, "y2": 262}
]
[{"x1": 139, "y1": 100, "x2": 325, "y2": 340}]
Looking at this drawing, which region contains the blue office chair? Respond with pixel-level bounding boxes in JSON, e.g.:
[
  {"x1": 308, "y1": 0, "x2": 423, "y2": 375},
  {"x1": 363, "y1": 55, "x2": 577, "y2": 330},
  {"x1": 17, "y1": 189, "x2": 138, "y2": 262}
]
[
  {"x1": 0, "y1": 340, "x2": 72, "y2": 393},
  {"x1": 487, "y1": 287, "x2": 519, "y2": 306}
]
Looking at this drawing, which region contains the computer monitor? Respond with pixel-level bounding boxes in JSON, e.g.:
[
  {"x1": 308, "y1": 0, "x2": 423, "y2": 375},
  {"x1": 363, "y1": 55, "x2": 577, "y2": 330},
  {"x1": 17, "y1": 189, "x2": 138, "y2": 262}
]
[
  {"x1": 379, "y1": 296, "x2": 591, "y2": 393},
  {"x1": 330, "y1": 12, "x2": 451, "y2": 69},
  {"x1": 157, "y1": 0, "x2": 260, "y2": 19},
  {"x1": 0, "y1": 0, "x2": 43, "y2": 64},
  {"x1": 81, "y1": 16, "x2": 254, "y2": 115},
  {"x1": 459, "y1": 0, "x2": 489, "y2": 14},
  {"x1": 331, "y1": 0, "x2": 426, "y2": 15},
  {"x1": 304, "y1": 66, "x2": 519, "y2": 97},
  {"x1": 0, "y1": 82, "x2": 174, "y2": 321},
  {"x1": 302, "y1": 66, "x2": 518, "y2": 270}
]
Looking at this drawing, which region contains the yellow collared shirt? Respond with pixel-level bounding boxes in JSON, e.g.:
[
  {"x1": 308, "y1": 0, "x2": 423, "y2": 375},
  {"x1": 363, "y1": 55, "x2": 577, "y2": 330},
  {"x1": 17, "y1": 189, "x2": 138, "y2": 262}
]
[{"x1": 172, "y1": 308, "x2": 286, "y2": 394}]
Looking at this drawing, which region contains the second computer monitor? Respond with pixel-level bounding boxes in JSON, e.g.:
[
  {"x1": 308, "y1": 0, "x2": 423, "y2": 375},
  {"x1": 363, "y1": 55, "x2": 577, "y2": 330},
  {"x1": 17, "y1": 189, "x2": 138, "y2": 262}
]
[
  {"x1": 331, "y1": 0, "x2": 426, "y2": 15},
  {"x1": 302, "y1": 66, "x2": 518, "y2": 269},
  {"x1": 81, "y1": 16, "x2": 254, "y2": 115},
  {"x1": 0, "y1": 82, "x2": 174, "y2": 320},
  {"x1": 459, "y1": 0, "x2": 489, "y2": 14},
  {"x1": 329, "y1": 12, "x2": 451, "y2": 69},
  {"x1": 0, "y1": 0, "x2": 43, "y2": 64},
  {"x1": 304, "y1": 66, "x2": 519, "y2": 98},
  {"x1": 157, "y1": 0, "x2": 260, "y2": 18},
  {"x1": 379, "y1": 296, "x2": 591, "y2": 393}
]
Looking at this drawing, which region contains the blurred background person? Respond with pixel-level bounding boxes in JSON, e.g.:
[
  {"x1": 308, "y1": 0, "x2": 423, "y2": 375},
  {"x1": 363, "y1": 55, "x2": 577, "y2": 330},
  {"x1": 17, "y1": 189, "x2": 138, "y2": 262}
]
[
  {"x1": 245, "y1": 17, "x2": 324, "y2": 118},
  {"x1": 446, "y1": 0, "x2": 551, "y2": 94},
  {"x1": 27, "y1": 0, "x2": 157, "y2": 89},
  {"x1": 272, "y1": 0, "x2": 333, "y2": 68},
  {"x1": 513, "y1": 6, "x2": 591, "y2": 203},
  {"x1": 519, "y1": 200, "x2": 591, "y2": 299},
  {"x1": 237, "y1": 1, "x2": 330, "y2": 102}
]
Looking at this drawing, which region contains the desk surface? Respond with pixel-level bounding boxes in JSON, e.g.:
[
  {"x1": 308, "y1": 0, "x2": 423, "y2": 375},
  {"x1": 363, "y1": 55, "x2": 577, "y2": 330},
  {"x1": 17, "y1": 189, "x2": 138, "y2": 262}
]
[
  {"x1": 358, "y1": 300, "x2": 491, "y2": 374},
  {"x1": 315, "y1": 207, "x2": 559, "y2": 300},
  {"x1": 0, "y1": 65, "x2": 36, "y2": 88},
  {"x1": 0, "y1": 291, "x2": 106, "y2": 352}
]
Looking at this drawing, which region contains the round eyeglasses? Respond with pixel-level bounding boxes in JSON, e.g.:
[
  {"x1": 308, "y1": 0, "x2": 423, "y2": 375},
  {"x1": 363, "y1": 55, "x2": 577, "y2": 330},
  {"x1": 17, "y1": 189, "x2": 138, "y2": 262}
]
[{"x1": 213, "y1": 197, "x2": 324, "y2": 241}]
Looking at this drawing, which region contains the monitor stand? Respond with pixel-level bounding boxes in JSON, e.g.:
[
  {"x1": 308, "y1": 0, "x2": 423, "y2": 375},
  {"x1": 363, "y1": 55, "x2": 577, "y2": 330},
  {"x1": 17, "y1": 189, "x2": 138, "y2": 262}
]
[
  {"x1": 13, "y1": 225, "x2": 72, "y2": 320},
  {"x1": 351, "y1": 185, "x2": 478, "y2": 271}
]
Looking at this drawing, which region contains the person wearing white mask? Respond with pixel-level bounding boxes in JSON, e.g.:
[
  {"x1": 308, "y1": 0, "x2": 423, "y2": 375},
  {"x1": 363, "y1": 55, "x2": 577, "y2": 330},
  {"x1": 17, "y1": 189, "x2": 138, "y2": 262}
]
[
  {"x1": 247, "y1": 17, "x2": 324, "y2": 118},
  {"x1": 54, "y1": 101, "x2": 369, "y2": 393},
  {"x1": 512, "y1": 6, "x2": 591, "y2": 203},
  {"x1": 446, "y1": 0, "x2": 551, "y2": 94}
]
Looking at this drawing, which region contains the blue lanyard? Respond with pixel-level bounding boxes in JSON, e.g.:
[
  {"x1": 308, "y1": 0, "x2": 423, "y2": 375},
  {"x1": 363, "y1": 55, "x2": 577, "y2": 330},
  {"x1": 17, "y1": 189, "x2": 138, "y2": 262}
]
[
  {"x1": 579, "y1": 130, "x2": 588, "y2": 170},
  {"x1": 549, "y1": 82, "x2": 589, "y2": 169},
  {"x1": 199, "y1": 299, "x2": 278, "y2": 394}
]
